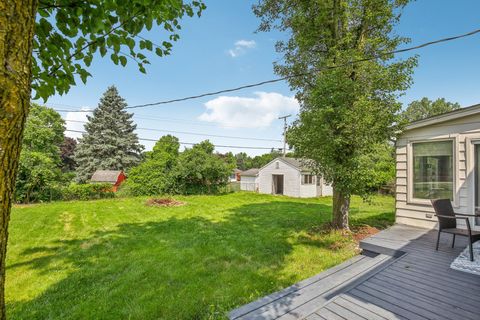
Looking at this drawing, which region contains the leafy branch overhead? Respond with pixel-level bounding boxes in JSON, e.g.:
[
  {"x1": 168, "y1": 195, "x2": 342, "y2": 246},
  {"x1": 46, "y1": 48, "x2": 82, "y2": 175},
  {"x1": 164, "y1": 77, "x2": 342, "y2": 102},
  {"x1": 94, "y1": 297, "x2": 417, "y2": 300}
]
[{"x1": 33, "y1": 0, "x2": 206, "y2": 100}]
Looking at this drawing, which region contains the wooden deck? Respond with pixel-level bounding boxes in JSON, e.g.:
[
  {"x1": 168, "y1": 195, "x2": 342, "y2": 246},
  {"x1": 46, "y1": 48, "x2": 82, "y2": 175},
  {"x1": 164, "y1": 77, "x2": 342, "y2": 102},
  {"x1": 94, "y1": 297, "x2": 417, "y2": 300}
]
[{"x1": 229, "y1": 224, "x2": 480, "y2": 320}]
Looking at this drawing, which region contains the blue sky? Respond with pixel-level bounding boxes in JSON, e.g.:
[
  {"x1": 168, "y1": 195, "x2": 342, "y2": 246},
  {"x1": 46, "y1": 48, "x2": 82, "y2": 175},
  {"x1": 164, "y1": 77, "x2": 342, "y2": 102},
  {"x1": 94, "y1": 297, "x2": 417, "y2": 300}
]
[{"x1": 47, "y1": 0, "x2": 480, "y2": 155}]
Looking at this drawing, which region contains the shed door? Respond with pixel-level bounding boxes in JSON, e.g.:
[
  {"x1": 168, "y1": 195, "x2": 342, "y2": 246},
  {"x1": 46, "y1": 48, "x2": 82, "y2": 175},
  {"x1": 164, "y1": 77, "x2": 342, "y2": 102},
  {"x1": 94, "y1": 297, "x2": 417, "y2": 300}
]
[{"x1": 272, "y1": 175, "x2": 284, "y2": 195}]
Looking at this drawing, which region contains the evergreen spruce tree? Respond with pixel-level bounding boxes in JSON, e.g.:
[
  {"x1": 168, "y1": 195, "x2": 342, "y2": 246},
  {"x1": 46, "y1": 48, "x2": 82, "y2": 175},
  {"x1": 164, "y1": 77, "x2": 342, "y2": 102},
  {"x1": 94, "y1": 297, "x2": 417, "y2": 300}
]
[{"x1": 74, "y1": 86, "x2": 143, "y2": 182}]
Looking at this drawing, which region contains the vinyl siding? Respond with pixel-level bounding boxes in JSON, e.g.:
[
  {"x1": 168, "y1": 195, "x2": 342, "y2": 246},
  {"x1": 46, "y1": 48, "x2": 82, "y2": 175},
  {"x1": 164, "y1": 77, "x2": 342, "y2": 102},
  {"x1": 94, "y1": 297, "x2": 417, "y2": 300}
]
[
  {"x1": 258, "y1": 160, "x2": 302, "y2": 197},
  {"x1": 395, "y1": 112, "x2": 480, "y2": 230},
  {"x1": 240, "y1": 176, "x2": 258, "y2": 191}
]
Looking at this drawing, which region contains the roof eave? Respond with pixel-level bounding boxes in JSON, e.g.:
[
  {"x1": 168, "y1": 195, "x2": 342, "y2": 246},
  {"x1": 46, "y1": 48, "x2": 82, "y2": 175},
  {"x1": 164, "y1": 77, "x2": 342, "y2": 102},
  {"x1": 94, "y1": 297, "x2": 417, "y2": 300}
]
[{"x1": 404, "y1": 103, "x2": 480, "y2": 132}]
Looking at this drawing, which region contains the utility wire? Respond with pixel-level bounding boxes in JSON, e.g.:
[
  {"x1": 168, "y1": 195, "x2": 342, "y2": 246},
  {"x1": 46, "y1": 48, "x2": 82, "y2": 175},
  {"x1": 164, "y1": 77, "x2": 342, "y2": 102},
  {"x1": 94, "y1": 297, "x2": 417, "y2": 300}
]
[
  {"x1": 65, "y1": 129, "x2": 282, "y2": 150},
  {"x1": 55, "y1": 108, "x2": 264, "y2": 129},
  {"x1": 52, "y1": 27, "x2": 480, "y2": 112},
  {"x1": 63, "y1": 119, "x2": 282, "y2": 142}
]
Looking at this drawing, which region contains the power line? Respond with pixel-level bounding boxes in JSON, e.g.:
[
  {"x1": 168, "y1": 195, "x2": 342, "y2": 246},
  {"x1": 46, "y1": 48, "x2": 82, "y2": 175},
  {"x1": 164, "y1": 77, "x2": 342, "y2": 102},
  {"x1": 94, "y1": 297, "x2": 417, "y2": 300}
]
[
  {"x1": 64, "y1": 129, "x2": 282, "y2": 150},
  {"x1": 53, "y1": 107, "x2": 270, "y2": 129},
  {"x1": 63, "y1": 119, "x2": 282, "y2": 142},
  {"x1": 132, "y1": 114, "x2": 258, "y2": 129},
  {"x1": 51, "y1": 27, "x2": 480, "y2": 112}
]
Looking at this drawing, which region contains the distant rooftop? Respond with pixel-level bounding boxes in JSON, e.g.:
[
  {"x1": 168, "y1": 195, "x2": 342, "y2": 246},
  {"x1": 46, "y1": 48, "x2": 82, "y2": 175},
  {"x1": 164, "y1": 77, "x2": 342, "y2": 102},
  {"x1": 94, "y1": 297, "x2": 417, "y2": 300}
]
[
  {"x1": 240, "y1": 168, "x2": 259, "y2": 177},
  {"x1": 90, "y1": 170, "x2": 123, "y2": 183}
]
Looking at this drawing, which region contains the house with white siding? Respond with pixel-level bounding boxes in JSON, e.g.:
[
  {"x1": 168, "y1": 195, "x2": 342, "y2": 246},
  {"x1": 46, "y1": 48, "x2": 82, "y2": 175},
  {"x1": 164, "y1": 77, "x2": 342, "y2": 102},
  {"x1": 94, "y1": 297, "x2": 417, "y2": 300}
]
[
  {"x1": 242, "y1": 157, "x2": 332, "y2": 198},
  {"x1": 395, "y1": 104, "x2": 480, "y2": 230}
]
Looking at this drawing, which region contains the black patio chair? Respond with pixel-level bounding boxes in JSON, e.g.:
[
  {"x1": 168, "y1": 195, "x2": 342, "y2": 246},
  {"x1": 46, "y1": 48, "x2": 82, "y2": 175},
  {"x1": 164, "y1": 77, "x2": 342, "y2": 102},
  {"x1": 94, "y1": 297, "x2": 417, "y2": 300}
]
[{"x1": 431, "y1": 199, "x2": 480, "y2": 261}]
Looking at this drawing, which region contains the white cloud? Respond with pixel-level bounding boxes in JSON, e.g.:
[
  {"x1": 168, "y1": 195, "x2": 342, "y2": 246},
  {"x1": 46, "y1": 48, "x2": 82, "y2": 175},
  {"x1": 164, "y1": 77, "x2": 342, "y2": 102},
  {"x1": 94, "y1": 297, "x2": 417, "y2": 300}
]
[
  {"x1": 228, "y1": 39, "x2": 256, "y2": 57},
  {"x1": 64, "y1": 108, "x2": 92, "y2": 139},
  {"x1": 198, "y1": 92, "x2": 299, "y2": 128}
]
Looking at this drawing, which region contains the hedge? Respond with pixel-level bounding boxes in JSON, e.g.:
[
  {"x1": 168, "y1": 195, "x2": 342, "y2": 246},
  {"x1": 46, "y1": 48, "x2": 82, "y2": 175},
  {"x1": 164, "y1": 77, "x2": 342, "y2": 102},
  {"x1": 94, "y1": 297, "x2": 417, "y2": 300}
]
[{"x1": 62, "y1": 183, "x2": 115, "y2": 201}]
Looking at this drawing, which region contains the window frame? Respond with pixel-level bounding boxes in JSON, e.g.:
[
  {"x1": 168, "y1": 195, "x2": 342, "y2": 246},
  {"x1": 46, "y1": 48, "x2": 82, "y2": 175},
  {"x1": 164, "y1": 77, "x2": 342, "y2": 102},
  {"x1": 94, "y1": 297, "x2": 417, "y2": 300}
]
[
  {"x1": 301, "y1": 174, "x2": 314, "y2": 185},
  {"x1": 407, "y1": 137, "x2": 458, "y2": 206},
  {"x1": 468, "y1": 138, "x2": 480, "y2": 227}
]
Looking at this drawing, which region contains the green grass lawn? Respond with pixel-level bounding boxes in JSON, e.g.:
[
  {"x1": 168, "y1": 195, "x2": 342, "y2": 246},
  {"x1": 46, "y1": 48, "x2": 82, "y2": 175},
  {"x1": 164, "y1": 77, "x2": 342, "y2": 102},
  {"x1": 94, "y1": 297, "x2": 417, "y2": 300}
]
[{"x1": 7, "y1": 192, "x2": 394, "y2": 319}]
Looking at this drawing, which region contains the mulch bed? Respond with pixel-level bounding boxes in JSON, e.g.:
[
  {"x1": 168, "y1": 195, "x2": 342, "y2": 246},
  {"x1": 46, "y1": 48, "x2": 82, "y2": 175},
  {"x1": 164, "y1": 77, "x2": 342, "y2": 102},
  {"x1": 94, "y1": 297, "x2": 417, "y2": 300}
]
[
  {"x1": 146, "y1": 198, "x2": 186, "y2": 207},
  {"x1": 351, "y1": 225, "x2": 380, "y2": 242}
]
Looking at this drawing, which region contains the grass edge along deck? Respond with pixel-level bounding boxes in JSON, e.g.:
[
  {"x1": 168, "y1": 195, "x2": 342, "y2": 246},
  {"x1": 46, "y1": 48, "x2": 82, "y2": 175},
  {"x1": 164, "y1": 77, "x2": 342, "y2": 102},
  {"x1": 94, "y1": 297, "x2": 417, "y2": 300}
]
[
  {"x1": 229, "y1": 252, "x2": 398, "y2": 320},
  {"x1": 230, "y1": 224, "x2": 480, "y2": 320}
]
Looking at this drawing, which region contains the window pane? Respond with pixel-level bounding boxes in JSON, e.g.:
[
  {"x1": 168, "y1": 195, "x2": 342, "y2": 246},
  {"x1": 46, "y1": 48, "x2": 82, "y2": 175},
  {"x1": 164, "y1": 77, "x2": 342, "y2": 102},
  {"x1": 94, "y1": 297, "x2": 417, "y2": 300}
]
[
  {"x1": 302, "y1": 174, "x2": 313, "y2": 185},
  {"x1": 413, "y1": 141, "x2": 453, "y2": 200}
]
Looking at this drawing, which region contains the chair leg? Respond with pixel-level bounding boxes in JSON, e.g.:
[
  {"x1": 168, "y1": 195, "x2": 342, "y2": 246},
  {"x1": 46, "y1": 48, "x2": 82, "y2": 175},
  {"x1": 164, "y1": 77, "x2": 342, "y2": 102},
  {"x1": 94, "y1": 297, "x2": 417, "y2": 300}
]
[
  {"x1": 451, "y1": 234, "x2": 456, "y2": 248},
  {"x1": 469, "y1": 236, "x2": 474, "y2": 262},
  {"x1": 436, "y1": 230, "x2": 441, "y2": 251}
]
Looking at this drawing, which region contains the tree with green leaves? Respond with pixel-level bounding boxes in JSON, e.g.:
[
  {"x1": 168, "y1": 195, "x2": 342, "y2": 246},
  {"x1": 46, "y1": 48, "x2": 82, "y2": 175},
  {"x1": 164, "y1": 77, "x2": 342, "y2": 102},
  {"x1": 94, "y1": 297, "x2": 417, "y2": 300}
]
[
  {"x1": 126, "y1": 137, "x2": 234, "y2": 195},
  {"x1": 74, "y1": 86, "x2": 143, "y2": 182},
  {"x1": 235, "y1": 152, "x2": 250, "y2": 171},
  {"x1": 254, "y1": 0, "x2": 416, "y2": 229},
  {"x1": 126, "y1": 135, "x2": 181, "y2": 195},
  {"x1": 358, "y1": 142, "x2": 396, "y2": 192},
  {"x1": 0, "y1": 1, "x2": 205, "y2": 314},
  {"x1": 178, "y1": 141, "x2": 234, "y2": 194},
  {"x1": 402, "y1": 97, "x2": 461, "y2": 123},
  {"x1": 60, "y1": 136, "x2": 77, "y2": 172},
  {"x1": 234, "y1": 150, "x2": 284, "y2": 171},
  {"x1": 15, "y1": 104, "x2": 66, "y2": 203},
  {"x1": 250, "y1": 150, "x2": 283, "y2": 169}
]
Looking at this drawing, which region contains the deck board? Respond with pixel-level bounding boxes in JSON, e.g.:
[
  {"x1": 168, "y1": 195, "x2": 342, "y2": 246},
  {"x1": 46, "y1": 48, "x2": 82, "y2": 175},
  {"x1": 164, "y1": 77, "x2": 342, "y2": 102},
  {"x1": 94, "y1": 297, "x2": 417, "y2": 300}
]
[
  {"x1": 229, "y1": 224, "x2": 480, "y2": 320},
  {"x1": 332, "y1": 297, "x2": 386, "y2": 320}
]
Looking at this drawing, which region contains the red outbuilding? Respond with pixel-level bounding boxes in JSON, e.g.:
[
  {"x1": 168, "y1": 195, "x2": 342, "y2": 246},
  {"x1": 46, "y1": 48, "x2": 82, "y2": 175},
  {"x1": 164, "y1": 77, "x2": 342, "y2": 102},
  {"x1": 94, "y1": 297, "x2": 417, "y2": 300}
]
[{"x1": 90, "y1": 170, "x2": 126, "y2": 192}]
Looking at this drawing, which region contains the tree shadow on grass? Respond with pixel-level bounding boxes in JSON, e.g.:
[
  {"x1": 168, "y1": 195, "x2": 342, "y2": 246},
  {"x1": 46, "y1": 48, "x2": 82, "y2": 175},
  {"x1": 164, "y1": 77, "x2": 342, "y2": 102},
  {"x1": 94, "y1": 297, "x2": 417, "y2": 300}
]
[{"x1": 7, "y1": 199, "x2": 392, "y2": 319}]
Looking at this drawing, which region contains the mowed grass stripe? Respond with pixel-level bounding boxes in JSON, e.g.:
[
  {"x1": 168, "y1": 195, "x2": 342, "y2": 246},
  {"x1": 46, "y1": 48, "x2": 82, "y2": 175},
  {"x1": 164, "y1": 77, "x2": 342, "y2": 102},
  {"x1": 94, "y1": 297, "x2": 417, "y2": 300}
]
[{"x1": 7, "y1": 192, "x2": 394, "y2": 319}]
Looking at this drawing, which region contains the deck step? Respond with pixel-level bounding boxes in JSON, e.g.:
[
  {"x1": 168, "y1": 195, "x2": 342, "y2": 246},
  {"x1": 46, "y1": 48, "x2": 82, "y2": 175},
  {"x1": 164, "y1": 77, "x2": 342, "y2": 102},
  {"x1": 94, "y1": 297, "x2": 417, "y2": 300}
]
[
  {"x1": 359, "y1": 224, "x2": 430, "y2": 257},
  {"x1": 229, "y1": 253, "x2": 396, "y2": 320},
  {"x1": 359, "y1": 240, "x2": 406, "y2": 257}
]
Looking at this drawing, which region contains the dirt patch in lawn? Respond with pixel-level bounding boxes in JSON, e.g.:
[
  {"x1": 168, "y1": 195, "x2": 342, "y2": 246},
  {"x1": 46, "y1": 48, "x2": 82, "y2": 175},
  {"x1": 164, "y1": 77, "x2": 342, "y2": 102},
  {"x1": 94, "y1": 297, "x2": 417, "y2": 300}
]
[
  {"x1": 351, "y1": 225, "x2": 380, "y2": 242},
  {"x1": 146, "y1": 198, "x2": 186, "y2": 207}
]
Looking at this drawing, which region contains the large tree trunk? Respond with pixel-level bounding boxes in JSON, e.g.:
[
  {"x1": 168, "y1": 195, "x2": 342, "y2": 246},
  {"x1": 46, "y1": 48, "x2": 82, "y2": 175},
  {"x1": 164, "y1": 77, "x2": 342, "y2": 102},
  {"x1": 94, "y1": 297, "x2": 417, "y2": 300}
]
[
  {"x1": 0, "y1": 1, "x2": 37, "y2": 318},
  {"x1": 332, "y1": 187, "x2": 350, "y2": 230}
]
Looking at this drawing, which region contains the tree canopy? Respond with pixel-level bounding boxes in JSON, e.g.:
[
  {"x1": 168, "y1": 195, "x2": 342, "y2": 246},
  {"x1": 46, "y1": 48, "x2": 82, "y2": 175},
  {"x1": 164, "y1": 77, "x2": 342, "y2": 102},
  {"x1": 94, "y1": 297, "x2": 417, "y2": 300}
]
[
  {"x1": 402, "y1": 97, "x2": 461, "y2": 123},
  {"x1": 126, "y1": 137, "x2": 234, "y2": 195},
  {"x1": 15, "y1": 105, "x2": 66, "y2": 202},
  {"x1": 255, "y1": 0, "x2": 416, "y2": 229},
  {"x1": 33, "y1": 0, "x2": 206, "y2": 100},
  {"x1": 60, "y1": 137, "x2": 77, "y2": 172},
  {"x1": 178, "y1": 141, "x2": 234, "y2": 194},
  {"x1": 234, "y1": 150, "x2": 284, "y2": 170},
  {"x1": 126, "y1": 135, "x2": 181, "y2": 195},
  {"x1": 74, "y1": 86, "x2": 143, "y2": 182}
]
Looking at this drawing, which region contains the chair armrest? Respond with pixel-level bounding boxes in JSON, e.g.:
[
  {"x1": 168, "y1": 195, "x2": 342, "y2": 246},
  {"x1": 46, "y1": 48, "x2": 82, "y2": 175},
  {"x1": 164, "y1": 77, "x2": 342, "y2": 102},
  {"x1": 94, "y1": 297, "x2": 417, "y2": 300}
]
[
  {"x1": 434, "y1": 214, "x2": 469, "y2": 221},
  {"x1": 435, "y1": 215, "x2": 473, "y2": 232},
  {"x1": 455, "y1": 212, "x2": 480, "y2": 217}
]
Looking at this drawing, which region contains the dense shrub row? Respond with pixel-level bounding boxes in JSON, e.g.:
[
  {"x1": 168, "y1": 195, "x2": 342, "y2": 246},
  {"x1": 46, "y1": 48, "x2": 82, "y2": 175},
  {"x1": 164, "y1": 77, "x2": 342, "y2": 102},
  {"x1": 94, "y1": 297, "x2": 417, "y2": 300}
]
[
  {"x1": 62, "y1": 183, "x2": 115, "y2": 201},
  {"x1": 15, "y1": 183, "x2": 115, "y2": 203},
  {"x1": 121, "y1": 136, "x2": 234, "y2": 197}
]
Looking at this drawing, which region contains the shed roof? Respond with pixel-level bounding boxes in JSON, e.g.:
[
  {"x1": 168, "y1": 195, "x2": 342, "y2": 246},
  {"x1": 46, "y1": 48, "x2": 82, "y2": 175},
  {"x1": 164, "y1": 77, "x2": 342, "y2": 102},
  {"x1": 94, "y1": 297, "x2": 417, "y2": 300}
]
[
  {"x1": 405, "y1": 103, "x2": 480, "y2": 131},
  {"x1": 90, "y1": 170, "x2": 123, "y2": 183},
  {"x1": 279, "y1": 157, "x2": 313, "y2": 171},
  {"x1": 240, "y1": 168, "x2": 260, "y2": 177}
]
